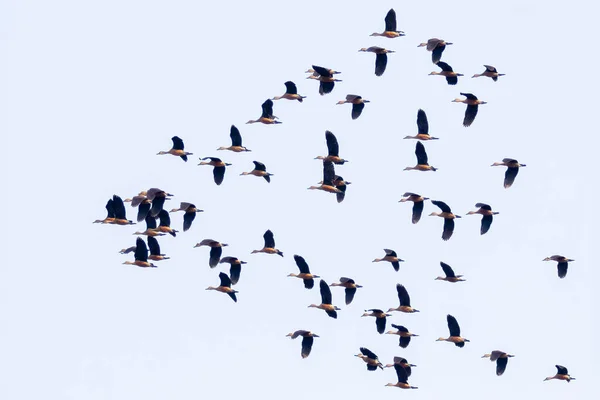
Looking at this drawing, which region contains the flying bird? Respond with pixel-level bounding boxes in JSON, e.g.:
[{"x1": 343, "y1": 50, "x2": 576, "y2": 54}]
[
  {"x1": 272, "y1": 81, "x2": 306, "y2": 102},
  {"x1": 198, "y1": 157, "x2": 231, "y2": 186},
  {"x1": 361, "y1": 309, "x2": 391, "y2": 334},
  {"x1": 246, "y1": 99, "x2": 281, "y2": 124},
  {"x1": 385, "y1": 324, "x2": 419, "y2": 348},
  {"x1": 418, "y1": 38, "x2": 453, "y2": 64},
  {"x1": 388, "y1": 284, "x2": 419, "y2": 313},
  {"x1": 315, "y1": 130, "x2": 348, "y2": 164},
  {"x1": 170, "y1": 202, "x2": 203, "y2": 232},
  {"x1": 370, "y1": 9, "x2": 404, "y2": 38},
  {"x1": 308, "y1": 280, "x2": 341, "y2": 319},
  {"x1": 430, "y1": 200, "x2": 461, "y2": 241},
  {"x1": 404, "y1": 109, "x2": 438, "y2": 140},
  {"x1": 544, "y1": 365, "x2": 575, "y2": 382},
  {"x1": 542, "y1": 255, "x2": 574, "y2": 279},
  {"x1": 194, "y1": 239, "x2": 229, "y2": 268},
  {"x1": 491, "y1": 158, "x2": 526, "y2": 188},
  {"x1": 373, "y1": 249, "x2": 404, "y2": 272},
  {"x1": 218, "y1": 125, "x2": 251, "y2": 152},
  {"x1": 288, "y1": 255, "x2": 320, "y2": 289},
  {"x1": 251, "y1": 229, "x2": 283, "y2": 257},
  {"x1": 359, "y1": 46, "x2": 395, "y2": 76},
  {"x1": 205, "y1": 272, "x2": 238, "y2": 302},
  {"x1": 337, "y1": 95, "x2": 370, "y2": 119},
  {"x1": 466, "y1": 203, "x2": 499, "y2": 235},
  {"x1": 399, "y1": 192, "x2": 429, "y2": 224},
  {"x1": 157, "y1": 136, "x2": 193, "y2": 161},
  {"x1": 404, "y1": 141, "x2": 437, "y2": 171},
  {"x1": 435, "y1": 262, "x2": 465, "y2": 283},
  {"x1": 240, "y1": 161, "x2": 273, "y2": 183},
  {"x1": 482, "y1": 351, "x2": 515, "y2": 376},
  {"x1": 452, "y1": 93, "x2": 487, "y2": 127},
  {"x1": 436, "y1": 314, "x2": 469, "y2": 347},
  {"x1": 122, "y1": 237, "x2": 156, "y2": 268},
  {"x1": 355, "y1": 347, "x2": 383, "y2": 371},
  {"x1": 306, "y1": 65, "x2": 342, "y2": 95},
  {"x1": 429, "y1": 61, "x2": 463, "y2": 85},
  {"x1": 385, "y1": 362, "x2": 418, "y2": 389},
  {"x1": 286, "y1": 330, "x2": 319, "y2": 359},
  {"x1": 330, "y1": 277, "x2": 362, "y2": 305},
  {"x1": 473, "y1": 65, "x2": 505, "y2": 81},
  {"x1": 219, "y1": 256, "x2": 247, "y2": 285}
]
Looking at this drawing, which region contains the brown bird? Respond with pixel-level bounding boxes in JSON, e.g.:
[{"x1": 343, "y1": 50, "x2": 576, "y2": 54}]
[
  {"x1": 330, "y1": 277, "x2": 362, "y2": 305},
  {"x1": 404, "y1": 109, "x2": 439, "y2": 141},
  {"x1": 218, "y1": 125, "x2": 251, "y2": 152},
  {"x1": 399, "y1": 192, "x2": 429, "y2": 224},
  {"x1": 430, "y1": 61, "x2": 463, "y2": 85},
  {"x1": 147, "y1": 188, "x2": 173, "y2": 218},
  {"x1": 332, "y1": 175, "x2": 349, "y2": 203},
  {"x1": 383, "y1": 356, "x2": 417, "y2": 376},
  {"x1": 157, "y1": 136, "x2": 193, "y2": 162},
  {"x1": 430, "y1": 200, "x2": 461, "y2": 241},
  {"x1": 305, "y1": 66, "x2": 341, "y2": 76},
  {"x1": 308, "y1": 280, "x2": 341, "y2": 319},
  {"x1": 246, "y1": 99, "x2": 281, "y2": 124},
  {"x1": 388, "y1": 284, "x2": 419, "y2": 313},
  {"x1": 308, "y1": 160, "x2": 342, "y2": 195},
  {"x1": 359, "y1": 46, "x2": 395, "y2": 76},
  {"x1": 435, "y1": 262, "x2": 465, "y2": 283},
  {"x1": 272, "y1": 81, "x2": 306, "y2": 102},
  {"x1": 473, "y1": 65, "x2": 505, "y2": 81},
  {"x1": 198, "y1": 157, "x2": 231, "y2": 185},
  {"x1": 122, "y1": 237, "x2": 157, "y2": 268},
  {"x1": 452, "y1": 93, "x2": 487, "y2": 127},
  {"x1": 315, "y1": 130, "x2": 348, "y2": 165},
  {"x1": 102, "y1": 195, "x2": 134, "y2": 225},
  {"x1": 418, "y1": 38, "x2": 453, "y2": 64},
  {"x1": 306, "y1": 65, "x2": 342, "y2": 95},
  {"x1": 156, "y1": 209, "x2": 178, "y2": 237},
  {"x1": 482, "y1": 351, "x2": 515, "y2": 376},
  {"x1": 286, "y1": 330, "x2": 319, "y2": 359},
  {"x1": 206, "y1": 272, "x2": 238, "y2": 302},
  {"x1": 240, "y1": 161, "x2": 273, "y2": 183},
  {"x1": 355, "y1": 347, "x2": 383, "y2": 371},
  {"x1": 362, "y1": 309, "x2": 392, "y2": 334},
  {"x1": 124, "y1": 194, "x2": 152, "y2": 222},
  {"x1": 251, "y1": 229, "x2": 283, "y2": 257},
  {"x1": 133, "y1": 214, "x2": 165, "y2": 237},
  {"x1": 371, "y1": 9, "x2": 404, "y2": 38},
  {"x1": 404, "y1": 142, "x2": 437, "y2": 171},
  {"x1": 466, "y1": 203, "x2": 499, "y2": 235},
  {"x1": 93, "y1": 197, "x2": 117, "y2": 224},
  {"x1": 337, "y1": 95, "x2": 370, "y2": 119},
  {"x1": 542, "y1": 255, "x2": 574, "y2": 279},
  {"x1": 147, "y1": 236, "x2": 169, "y2": 261},
  {"x1": 194, "y1": 239, "x2": 229, "y2": 268},
  {"x1": 491, "y1": 158, "x2": 526, "y2": 188},
  {"x1": 219, "y1": 256, "x2": 247, "y2": 285},
  {"x1": 288, "y1": 255, "x2": 320, "y2": 289},
  {"x1": 386, "y1": 325, "x2": 419, "y2": 348},
  {"x1": 385, "y1": 362, "x2": 418, "y2": 389},
  {"x1": 544, "y1": 365, "x2": 576, "y2": 382},
  {"x1": 170, "y1": 202, "x2": 203, "y2": 232},
  {"x1": 373, "y1": 249, "x2": 404, "y2": 272},
  {"x1": 437, "y1": 314, "x2": 469, "y2": 347}
]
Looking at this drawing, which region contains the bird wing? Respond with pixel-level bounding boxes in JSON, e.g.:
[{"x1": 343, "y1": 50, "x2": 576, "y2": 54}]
[
  {"x1": 284, "y1": 81, "x2": 298, "y2": 95},
  {"x1": 183, "y1": 211, "x2": 196, "y2": 232},
  {"x1": 437, "y1": 61, "x2": 453, "y2": 72},
  {"x1": 263, "y1": 230, "x2": 275, "y2": 248},
  {"x1": 213, "y1": 166, "x2": 226, "y2": 186},
  {"x1": 325, "y1": 130, "x2": 340, "y2": 156},
  {"x1": 446, "y1": 75, "x2": 458, "y2": 85},
  {"x1": 112, "y1": 195, "x2": 127, "y2": 220},
  {"x1": 134, "y1": 237, "x2": 149, "y2": 262},
  {"x1": 360, "y1": 347, "x2": 378, "y2": 360},
  {"x1": 105, "y1": 199, "x2": 116, "y2": 219},
  {"x1": 431, "y1": 44, "x2": 445, "y2": 64},
  {"x1": 557, "y1": 262, "x2": 568, "y2": 279},
  {"x1": 294, "y1": 255, "x2": 311, "y2": 274},
  {"x1": 399, "y1": 336, "x2": 411, "y2": 349},
  {"x1": 384, "y1": 8, "x2": 397, "y2": 32},
  {"x1": 484, "y1": 65, "x2": 497, "y2": 73},
  {"x1": 345, "y1": 287, "x2": 357, "y2": 305},
  {"x1": 158, "y1": 209, "x2": 171, "y2": 227},
  {"x1": 312, "y1": 65, "x2": 332, "y2": 78},
  {"x1": 496, "y1": 357, "x2": 508, "y2": 376},
  {"x1": 150, "y1": 196, "x2": 166, "y2": 218},
  {"x1": 504, "y1": 167, "x2": 519, "y2": 188},
  {"x1": 209, "y1": 247, "x2": 222, "y2": 268},
  {"x1": 260, "y1": 99, "x2": 275, "y2": 118},
  {"x1": 253, "y1": 161, "x2": 267, "y2": 171},
  {"x1": 376, "y1": 316, "x2": 387, "y2": 334},
  {"x1": 412, "y1": 201, "x2": 424, "y2": 224},
  {"x1": 475, "y1": 203, "x2": 492, "y2": 210},
  {"x1": 229, "y1": 264, "x2": 241, "y2": 285},
  {"x1": 171, "y1": 136, "x2": 185, "y2": 150},
  {"x1": 303, "y1": 278, "x2": 315, "y2": 289},
  {"x1": 319, "y1": 279, "x2": 333, "y2": 304},
  {"x1": 322, "y1": 160, "x2": 336, "y2": 186},
  {"x1": 375, "y1": 53, "x2": 388, "y2": 76},
  {"x1": 427, "y1": 38, "x2": 441, "y2": 51},
  {"x1": 442, "y1": 218, "x2": 455, "y2": 241},
  {"x1": 384, "y1": 249, "x2": 397, "y2": 257},
  {"x1": 145, "y1": 214, "x2": 157, "y2": 230},
  {"x1": 460, "y1": 92, "x2": 478, "y2": 101},
  {"x1": 556, "y1": 365, "x2": 569, "y2": 375},
  {"x1": 230, "y1": 125, "x2": 243, "y2": 147},
  {"x1": 440, "y1": 262, "x2": 456, "y2": 278},
  {"x1": 396, "y1": 284, "x2": 411, "y2": 306},
  {"x1": 394, "y1": 364, "x2": 409, "y2": 384},
  {"x1": 391, "y1": 324, "x2": 408, "y2": 333},
  {"x1": 416, "y1": 109, "x2": 429, "y2": 135},
  {"x1": 147, "y1": 236, "x2": 161, "y2": 255},
  {"x1": 481, "y1": 215, "x2": 493, "y2": 235},
  {"x1": 447, "y1": 314, "x2": 461, "y2": 337},
  {"x1": 351, "y1": 102, "x2": 365, "y2": 120},
  {"x1": 415, "y1": 142, "x2": 429, "y2": 165},
  {"x1": 490, "y1": 351, "x2": 503, "y2": 362},
  {"x1": 301, "y1": 336, "x2": 314, "y2": 358},
  {"x1": 218, "y1": 272, "x2": 232, "y2": 288},
  {"x1": 463, "y1": 104, "x2": 479, "y2": 127},
  {"x1": 137, "y1": 202, "x2": 151, "y2": 222},
  {"x1": 319, "y1": 81, "x2": 334, "y2": 95}
]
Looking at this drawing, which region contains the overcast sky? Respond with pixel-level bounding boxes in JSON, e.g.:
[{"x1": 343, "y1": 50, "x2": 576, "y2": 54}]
[{"x1": 1, "y1": 1, "x2": 597, "y2": 399}]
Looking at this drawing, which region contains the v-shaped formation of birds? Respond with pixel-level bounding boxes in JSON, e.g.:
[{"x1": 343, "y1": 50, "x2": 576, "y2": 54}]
[{"x1": 95, "y1": 8, "x2": 577, "y2": 390}]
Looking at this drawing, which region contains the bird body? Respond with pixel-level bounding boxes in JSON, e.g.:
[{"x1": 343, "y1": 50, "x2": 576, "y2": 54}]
[
  {"x1": 430, "y1": 61, "x2": 463, "y2": 85},
  {"x1": 308, "y1": 280, "x2": 340, "y2": 319},
  {"x1": 315, "y1": 130, "x2": 348, "y2": 164},
  {"x1": 405, "y1": 142, "x2": 436, "y2": 171},
  {"x1": 543, "y1": 255, "x2": 574, "y2": 279},
  {"x1": 251, "y1": 229, "x2": 283, "y2": 257},
  {"x1": 247, "y1": 99, "x2": 281, "y2": 124},
  {"x1": 157, "y1": 136, "x2": 192, "y2": 161},
  {"x1": 218, "y1": 125, "x2": 251, "y2": 152},
  {"x1": 206, "y1": 272, "x2": 238, "y2": 302},
  {"x1": 388, "y1": 284, "x2": 419, "y2": 313},
  {"x1": 473, "y1": 65, "x2": 505, "y2": 81},
  {"x1": 337, "y1": 94, "x2": 369, "y2": 119},
  {"x1": 430, "y1": 200, "x2": 460, "y2": 241},
  {"x1": 435, "y1": 262, "x2": 465, "y2": 282},
  {"x1": 545, "y1": 365, "x2": 575, "y2": 382},
  {"x1": 359, "y1": 47, "x2": 395, "y2": 76},
  {"x1": 355, "y1": 347, "x2": 383, "y2": 371},
  {"x1": 466, "y1": 203, "x2": 498, "y2": 235},
  {"x1": 385, "y1": 363, "x2": 418, "y2": 389},
  {"x1": 418, "y1": 38, "x2": 453, "y2": 64},
  {"x1": 386, "y1": 324, "x2": 418, "y2": 348},
  {"x1": 491, "y1": 158, "x2": 526, "y2": 188},
  {"x1": 307, "y1": 65, "x2": 342, "y2": 95},
  {"x1": 241, "y1": 161, "x2": 273, "y2": 183},
  {"x1": 371, "y1": 9, "x2": 405, "y2": 38},
  {"x1": 122, "y1": 237, "x2": 157, "y2": 268},
  {"x1": 289, "y1": 255, "x2": 320, "y2": 289},
  {"x1": 286, "y1": 330, "x2": 319, "y2": 358},
  {"x1": 399, "y1": 192, "x2": 429, "y2": 224},
  {"x1": 330, "y1": 277, "x2": 362, "y2": 305},
  {"x1": 482, "y1": 351, "x2": 514, "y2": 376},
  {"x1": 437, "y1": 314, "x2": 469, "y2": 347},
  {"x1": 194, "y1": 239, "x2": 229, "y2": 268},
  {"x1": 361, "y1": 309, "x2": 391, "y2": 334},
  {"x1": 273, "y1": 81, "x2": 306, "y2": 102},
  {"x1": 452, "y1": 92, "x2": 487, "y2": 127},
  {"x1": 404, "y1": 109, "x2": 439, "y2": 140},
  {"x1": 373, "y1": 249, "x2": 404, "y2": 272}
]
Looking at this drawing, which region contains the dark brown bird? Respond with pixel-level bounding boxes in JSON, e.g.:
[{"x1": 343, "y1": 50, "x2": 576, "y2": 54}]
[
  {"x1": 404, "y1": 142, "x2": 437, "y2": 171},
  {"x1": 399, "y1": 192, "x2": 429, "y2": 224},
  {"x1": 452, "y1": 93, "x2": 487, "y2": 127},
  {"x1": 199, "y1": 157, "x2": 231, "y2": 185},
  {"x1": 206, "y1": 272, "x2": 238, "y2": 302},
  {"x1": 240, "y1": 161, "x2": 273, "y2": 183},
  {"x1": 147, "y1": 236, "x2": 169, "y2": 261},
  {"x1": 482, "y1": 351, "x2": 515, "y2": 376},
  {"x1": 435, "y1": 262, "x2": 465, "y2": 283},
  {"x1": 418, "y1": 38, "x2": 453, "y2": 64},
  {"x1": 361, "y1": 309, "x2": 391, "y2": 334},
  {"x1": 306, "y1": 65, "x2": 342, "y2": 95},
  {"x1": 156, "y1": 209, "x2": 178, "y2": 237},
  {"x1": 473, "y1": 65, "x2": 505, "y2": 81},
  {"x1": 251, "y1": 229, "x2": 283, "y2": 257},
  {"x1": 543, "y1": 255, "x2": 574, "y2": 279},
  {"x1": 370, "y1": 9, "x2": 404, "y2": 38},
  {"x1": 491, "y1": 158, "x2": 526, "y2": 188},
  {"x1": 170, "y1": 202, "x2": 203, "y2": 232},
  {"x1": 288, "y1": 255, "x2": 320, "y2": 289},
  {"x1": 359, "y1": 46, "x2": 395, "y2": 76},
  {"x1": 194, "y1": 239, "x2": 229, "y2": 267},
  {"x1": 466, "y1": 203, "x2": 499, "y2": 235},
  {"x1": 330, "y1": 277, "x2": 362, "y2": 305},
  {"x1": 122, "y1": 237, "x2": 157, "y2": 268},
  {"x1": 308, "y1": 280, "x2": 341, "y2": 319},
  {"x1": 404, "y1": 109, "x2": 439, "y2": 140},
  {"x1": 385, "y1": 362, "x2": 418, "y2": 389},
  {"x1": 544, "y1": 365, "x2": 576, "y2": 382},
  {"x1": 286, "y1": 330, "x2": 319, "y2": 358},
  {"x1": 430, "y1": 61, "x2": 463, "y2": 85},
  {"x1": 157, "y1": 136, "x2": 193, "y2": 161},
  {"x1": 219, "y1": 256, "x2": 247, "y2": 285},
  {"x1": 430, "y1": 200, "x2": 461, "y2": 241}
]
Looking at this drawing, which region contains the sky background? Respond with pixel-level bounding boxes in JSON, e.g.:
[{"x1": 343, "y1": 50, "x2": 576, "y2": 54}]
[{"x1": 1, "y1": 1, "x2": 598, "y2": 399}]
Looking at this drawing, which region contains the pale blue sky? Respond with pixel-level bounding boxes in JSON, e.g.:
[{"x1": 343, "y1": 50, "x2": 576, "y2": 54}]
[{"x1": 1, "y1": 1, "x2": 598, "y2": 399}]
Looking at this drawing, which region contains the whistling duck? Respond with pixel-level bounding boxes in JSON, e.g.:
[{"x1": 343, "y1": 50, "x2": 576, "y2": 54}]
[
  {"x1": 305, "y1": 66, "x2": 341, "y2": 76},
  {"x1": 330, "y1": 277, "x2": 362, "y2": 305},
  {"x1": 362, "y1": 309, "x2": 391, "y2": 334},
  {"x1": 289, "y1": 255, "x2": 320, "y2": 289},
  {"x1": 543, "y1": 255, "x2": 574, "y2": 279},
  {"x1": 148, "y1": 188, "x2": 172, "y2": 218},
  {"x1": 491, "y1": 158, "x2": 526, "y2": 188},
  {"x1": 170, "y1": 202, "x2": 203, "y2": 232},
  {"x1": 418, "y1": 38, "x2": 453, "y2": 64},
  {"x1": 386, "y1": 325, "x2": 419, "y2": 348},
  {"x1": 206, "y1": 272, "x2": 238, "y2": 302},
  {"x1": 544, "y1": 365, "x2": 575, "y2": 382},
  {"x1": 157, "y1": 136, "x2": 192, "y2": 162},
  {"x1": 466, "y1": 203, "x2": 499, "y2": 235},
  {"x1": 482, "y1": 351, "x2": 515, "y2": 376},
  {"x1": 373, "y1": 249, "x2": 404, "y2": 272},
  {"x1": 430, "y1": 61, "x2": 463, "y2": 85},
  {"x1": 147, "y1": 236, "x2": 169, "y2": 261},
  {"x1": 337, "y1": 95, "x2": 370, "y2": 120},
  {"x1": 286, "y1": 330, "x2": 319, "y2": 359},
  {"x1": 399, "y1": 192, "x2": 429, "y2": 224},
  {"x1": 473, "y1": 65, "x2": 505, "y2": 81},
  {"x1": 219, "y1": 256, "x2": 247, "y2": 285},
  {"x1": 308, "y1": 160, "x2": 342, "y2": 194},
  {"x1": 355, "y1": 347, "x2": 383, "y2": 371},
  {"x1": 240, "y1": 161, "x2": 273, "y2": 183},
  {"x1": 122, "y1": 237, "x2": 156, "y2": 268},
  {"x1": 194, "y1": 239, "x2": 229, "y2": 268},
  {"x1": 110, "y1": 195, "x2": 135, "y2": 225},
  {"x1": 452, "y1": 93, "x2": 487, "y2": 127},
  {"x1": 332, "y1": 175, "x2": 349, "y2": 203},
  {"x1": 308, "y1": 280, "x2": 341, "y2": 319},
  {"x1": 306, "y1": 65, "x2": 343, "y2": 95},
  {"x1": 437, "y1": 314, "x2": 469, "y2": 347},
  {"x1": 199, "y1": 157, "x2": 231, "y2": 186},
  {"x1": 124, "y1": 195, "x2": 152, "y2": 222},
  {"x1": 246, "y1": 99, "x2": 281, "y2": 124},
  {"x1": 315, "y1": 130, "x2": 348, "y2": 165},
  {"x1": 273, "y1": 81, "x2": 306, "y2": 102},
  {"x1": 404, "y1": 141, "x2": 437, "y2": 171},
  {"x1": 388, "y1": 284, "x2": 419, "y2": 313},
  {"x1": 251, "y1": 229, "x2": 283, "y2": 257},
  {"x1": 385, "y1": 362, "x2": 418, "y2": 389},
  {"x1": 404, "y1": 109, "x2": 439, "y2": 141},
  {"x1": 156, "y1": 209, "x2": 178, "y2": 237},
  {"x1": 359, "y1": 46, "x2": 395, "y2": 76},
  {"x1": 133, "y1": 214, "x2": 165, "y2": 237},
  {"x1": 430, "y1": 200, "x2": 461, "y2": 241},
  {"x1": 436, "y1": 262, "x2": 465, "y2": 283},
  {"x1": 218, "y1": 125, "x2": 251, "y2": 152},
  {"x1": 383, "y1": 356, "x2": 416, "y2": 376},
  {"x1": 93, "y1": 198, "x2": 116, "y2": 224},
  {"x1": 371, "y1": 9, "x2": 404, "y2": 38}
]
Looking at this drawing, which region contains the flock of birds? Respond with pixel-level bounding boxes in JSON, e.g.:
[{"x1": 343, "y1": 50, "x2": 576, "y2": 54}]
[{"x1": 94, "y1": 8, "x2": 577, "y2": 390}]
